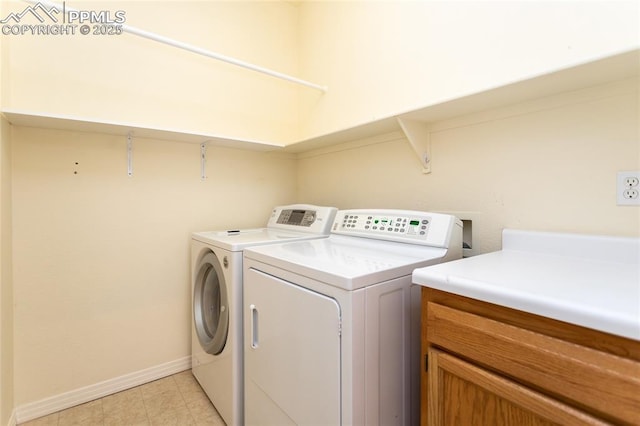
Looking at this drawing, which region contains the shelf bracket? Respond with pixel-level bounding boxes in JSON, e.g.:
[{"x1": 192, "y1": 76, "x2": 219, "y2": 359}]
[
  {"x1": 127, "y1": 133, "x2": 133, "y2": 177},
  {"x1": 397, "y1": 117, "x2": 431, "y2": 174},
  {"x1": 200, "y1": 142, "x2": 207, "y2": 180}
]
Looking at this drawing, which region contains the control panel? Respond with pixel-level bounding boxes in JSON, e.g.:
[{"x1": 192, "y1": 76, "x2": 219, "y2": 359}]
[
  {"x1": 267, "y1": 204, "x2": 338, "y2": 234},
  {"x1": 340, "y1": 213, "x2": 430, "y2": 236},
  {"x1": 332, "y1": 209, "x2": 461, "y2": 248},
  {"x1": 276, "y1": 209, "x2": 317, "y2": 227}
]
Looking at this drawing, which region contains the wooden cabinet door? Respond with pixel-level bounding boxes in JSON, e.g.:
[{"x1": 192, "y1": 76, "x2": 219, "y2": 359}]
[
  {"x1": 427, "y1": 348, "x2": 608, "y2": 426},
  {"x1": 425, "y1": 302, "x2": 640, "y2": 425}
]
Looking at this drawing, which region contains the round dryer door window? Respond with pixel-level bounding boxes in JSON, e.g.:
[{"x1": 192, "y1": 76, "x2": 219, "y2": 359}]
[{"x1": 193, "y1": 252, "x2": 229, "y2": 355}]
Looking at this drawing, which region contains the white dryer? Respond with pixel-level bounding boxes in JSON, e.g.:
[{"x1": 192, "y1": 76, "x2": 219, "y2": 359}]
[
  {"x1": 242, "y1": 209, "x2": 462, "y2": 426},
  {"x1": 191, "y1": 204, "x2": 337, "y2": 426}
]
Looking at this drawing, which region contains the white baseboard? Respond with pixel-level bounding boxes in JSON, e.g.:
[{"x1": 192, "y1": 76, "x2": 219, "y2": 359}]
[
  {"x1": 15, "y1": 356, "x2": 191, "y2": 424},
  {"x1": 7, "y1": 409, "x2": 16, "y2": 426}
]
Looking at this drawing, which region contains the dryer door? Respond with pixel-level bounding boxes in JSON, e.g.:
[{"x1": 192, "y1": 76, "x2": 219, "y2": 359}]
[
  {"x1": 193, "y1": 251, "x2": 229, "y2": 355},
  {"x1": 244, "y1": 267, "x2": 341, "y2": 425}
]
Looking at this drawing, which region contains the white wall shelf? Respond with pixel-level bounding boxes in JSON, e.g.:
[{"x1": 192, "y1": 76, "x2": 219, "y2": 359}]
[
  {"x1": 1, "y1": 110, "x2": 284, "y2": 152},
  {"x1": 4, "y1": 49, "x2": 638, "y2": 162},
  {"x1": 284, "y1": 48, "x2": 639, "y2": 166}
]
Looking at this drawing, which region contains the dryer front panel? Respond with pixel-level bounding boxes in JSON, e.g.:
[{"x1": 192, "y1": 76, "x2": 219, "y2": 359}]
[
  {"x1": 193, "y1": 251, "x2": 229, "y2": 355},
  {"x1": 244, "y1": 267, "x2": 341, "y2": 425}
]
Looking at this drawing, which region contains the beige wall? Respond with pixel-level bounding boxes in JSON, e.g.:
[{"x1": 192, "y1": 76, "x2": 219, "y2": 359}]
[
  {"x1": 297, "y1": 1, "x2": 639, "y2": 140},
  {"x1": 297, "y1": 78, "x2": 640, "y2": 254},
  {"x1": 4, "y1": 0, "x2": 301, "y2": 144},
  {"x1": 3, "y1": 0, "x2": 303, "y2": 412},
  {"x1": 11, "y1": 127, "x2": 296, "y2": 405}
]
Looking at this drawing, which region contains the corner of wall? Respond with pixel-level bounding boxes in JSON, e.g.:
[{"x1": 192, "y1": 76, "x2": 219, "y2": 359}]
[
  {"x1": 0, "y1": 84, "x2": 15, "y2": 426},
  {"x1": 0, "y1": 2, "x2": 17, "y2": 423}
]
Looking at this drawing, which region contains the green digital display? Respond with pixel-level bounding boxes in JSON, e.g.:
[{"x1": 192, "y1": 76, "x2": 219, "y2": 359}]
[{"x1": 410, "y1": 220, "x2": 420, "y2": 226}]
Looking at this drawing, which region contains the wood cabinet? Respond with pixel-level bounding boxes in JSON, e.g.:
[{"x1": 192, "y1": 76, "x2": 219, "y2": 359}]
[{"x1": 421, "y1": 288, "x2": 640, "y2": 426}]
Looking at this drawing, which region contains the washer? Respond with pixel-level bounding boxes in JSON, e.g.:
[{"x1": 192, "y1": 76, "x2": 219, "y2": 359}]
[
  {"x1": 242, "y1": 209, "x2": 462, "y2": 426},
  {"x1": 191, "y1": 204, "x2": 337, "y2": 426}
]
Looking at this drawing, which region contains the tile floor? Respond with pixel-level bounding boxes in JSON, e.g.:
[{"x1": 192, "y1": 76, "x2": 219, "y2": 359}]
[{"x1": 18, "y1": 371, "x2": 225, "y2": 426}]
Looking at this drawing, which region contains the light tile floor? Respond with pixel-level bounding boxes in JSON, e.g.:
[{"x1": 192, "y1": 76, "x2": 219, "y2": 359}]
[{"x1": 18, "y1": 371, "x2": 225, "y2": 426}]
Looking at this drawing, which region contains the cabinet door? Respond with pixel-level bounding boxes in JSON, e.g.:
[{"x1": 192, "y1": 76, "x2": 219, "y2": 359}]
[
  {"x1": 427, "y1": 349, "x2": 607, "y2": 426},
  {"x1": 426, "y1": 302, "x2": 640, "y2": 425}
]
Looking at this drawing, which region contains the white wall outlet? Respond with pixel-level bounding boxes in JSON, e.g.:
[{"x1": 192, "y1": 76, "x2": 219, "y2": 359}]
[{"x1": 617, "y1": 171, "x2": 640, "y2": 205}]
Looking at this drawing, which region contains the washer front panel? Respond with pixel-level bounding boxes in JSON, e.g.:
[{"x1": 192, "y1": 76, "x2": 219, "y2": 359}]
[{"x1": 193, "y1": 251, "x2": 229, "y2": 355}]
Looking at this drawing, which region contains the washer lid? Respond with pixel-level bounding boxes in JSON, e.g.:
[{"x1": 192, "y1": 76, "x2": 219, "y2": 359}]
[
  {"x1": 192, "y1": 228, "x2": 328, "y2": 251},
  {"x1": 244, "y1": 234, "x2": 448, "y2": 291}
]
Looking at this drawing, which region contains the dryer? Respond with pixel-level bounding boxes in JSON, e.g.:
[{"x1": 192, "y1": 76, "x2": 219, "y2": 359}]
[
  {"x1": 242, "y1": 209, "x2": 462, "y2": 426},
  {"x1": 191, "y1": 204, "x2": 337, "y2": 426}
]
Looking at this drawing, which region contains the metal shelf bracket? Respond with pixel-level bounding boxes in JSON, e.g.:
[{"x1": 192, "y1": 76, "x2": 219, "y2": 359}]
[
  {"x1": 200, "y1": 142, "x2": 207, "y2": 180},
  {"x1": 127, "y1": 133, "x2": 133, "y2": 177}
]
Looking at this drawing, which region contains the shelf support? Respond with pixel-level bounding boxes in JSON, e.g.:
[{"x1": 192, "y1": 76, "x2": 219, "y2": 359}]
[
  {"x1": 200, "y1": 143, "x2": 207, "y2": 181},
  {"x1": 127, "y1": 133, "x2": 133, "y2": 177},
  {"x1": 397, "y1": 117, "x2": 431, "y2": 174}
]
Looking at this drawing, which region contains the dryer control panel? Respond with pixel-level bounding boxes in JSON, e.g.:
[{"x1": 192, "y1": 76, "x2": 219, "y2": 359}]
[
  {"x1": 267, "y1": 204, "x2": 337, "y2": 234},
  {"x1": 332, "y1": 209, "x2": 462, "y2": 248}
]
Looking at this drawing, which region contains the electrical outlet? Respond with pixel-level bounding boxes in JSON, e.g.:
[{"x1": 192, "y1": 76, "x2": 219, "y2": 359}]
[{"x1": 617, "y1": 171, "x2": 640, "y2": 205}]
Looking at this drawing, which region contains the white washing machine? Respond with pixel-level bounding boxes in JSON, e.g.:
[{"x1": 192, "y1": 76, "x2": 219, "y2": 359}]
[
  {"x1": 191, "y1": 204, "x2": 337, "y2": 426},
  {"x1": 242, "y1": 209, "x2": 462, "y2": 426}
]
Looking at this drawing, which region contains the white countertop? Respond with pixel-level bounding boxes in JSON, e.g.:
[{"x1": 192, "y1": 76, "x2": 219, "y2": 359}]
[{"x1": 412, "y1": 229, "x2": 640, "y2": 341}]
